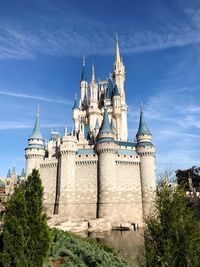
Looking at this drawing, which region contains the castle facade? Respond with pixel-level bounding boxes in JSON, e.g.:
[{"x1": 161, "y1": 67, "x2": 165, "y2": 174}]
[{"x1": 25, "y1": 37, "x2": 156, "y2": 226}]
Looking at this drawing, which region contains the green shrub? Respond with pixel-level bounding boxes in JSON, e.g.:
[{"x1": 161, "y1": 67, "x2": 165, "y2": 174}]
[{"x1": 44, "y1": 228, "x2": 134, "y2": 267}]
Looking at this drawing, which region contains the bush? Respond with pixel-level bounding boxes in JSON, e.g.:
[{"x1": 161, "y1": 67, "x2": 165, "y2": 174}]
[{"x1": 44, "y1": 229, "x2": 134, "y2": 267}]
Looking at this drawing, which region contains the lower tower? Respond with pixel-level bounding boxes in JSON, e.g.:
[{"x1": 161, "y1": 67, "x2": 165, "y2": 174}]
[
  {"x1": 58, "y1": 134, "x2": 77, "y2": 218},
  {"x1": 25, "y1": 111, "x2": 45, "y2": 177},
  {"x1": 136, "y1": 105, "x2": 156, "y2": 219}
]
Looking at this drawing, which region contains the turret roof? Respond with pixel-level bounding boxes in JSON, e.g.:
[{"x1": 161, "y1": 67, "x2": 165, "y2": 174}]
[
  {"x1": 113, "y1": 84, "x2": 120, "y2": 97},
  {"x1": 72, "y1": 94, "x2": 79, "y2": 109},
  {"x1": 30, "y1": 111, "x2": 44, "y2": 140},
  {"x1": 91, "y1": 64, "x2": 96, "y2": 83},
  {"x1": 21, "y1": 168, "x2": 25, "y2": 177},
  {"x1": 136, "y1": 104, "x2": 151, "y2": 136},
  {"x1": 6, "y1": 169, "x2": 11, "y2": 178},
  {"x1": 99, "y1": 109, "x2": 113, "y2": 134},
  {"x1": 11, "y1": 166, "x2": 16, "y2": 175},
  {"x1": 81, "y1": 57, "x2": 86, "y2": 81},
  {"x1": 115, "y1": 33, "x2": 121, "y2": 64},
  {"x1": 106, "y1": 78, "x2": 113, "y2": 99}
]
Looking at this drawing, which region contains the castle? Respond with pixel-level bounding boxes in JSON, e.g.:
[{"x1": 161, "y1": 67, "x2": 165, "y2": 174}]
[{"x1": 25, "y1": 37, "x2": 156, "y2": 226}]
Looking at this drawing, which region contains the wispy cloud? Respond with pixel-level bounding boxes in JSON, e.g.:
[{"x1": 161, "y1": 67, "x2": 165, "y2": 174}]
[
  {"x1": 0, "y1": 1, "x2": 200, "y2": 59},
  {"x1": 0, "y1": 91, "x2": 72, "y2": 105},
  {"x1": 0, "y1": 120, "x2": 65, "y2": 130}
]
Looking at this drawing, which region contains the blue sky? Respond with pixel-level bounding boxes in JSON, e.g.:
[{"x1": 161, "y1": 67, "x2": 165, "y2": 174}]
[{"x1": 1, "y1": 0, "x2": 200, "y2": 176}]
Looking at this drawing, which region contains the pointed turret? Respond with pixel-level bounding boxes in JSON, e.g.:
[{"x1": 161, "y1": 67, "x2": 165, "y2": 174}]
[
  {"x1": 6, "y1": 169, "x2": 11, "y2": 178},
  {"x1": 81, "y1": 56, "x2": 86, "y2": 81},
  {"x1": 136, "y1": 103, "x2": 151, "y2": 137},
  {"x1": 25, "y1": 108, "x2": 45, "y2": 177},
  {"x1": 80, "y1": 57, "x2": 88, "y2": 109},
  {"x1": 91, "y1": 64, "x2": 96, "y2": 83},
  {"x1": 115, "y1": 33, "x2": 121, "y2": 65},
  {"x1": 30, "y1": 109, "x2": 43, "y2": 140},
  {"x1": 99, "y1": 109, "x2": 113, "y2": 135},
  {"x1": 113, "y1": 84, "x2": 120, "y2": 97},
  {"x1": 11, "y1": 166, "x2": 16, "y2": 176},
  {"x1": 106, "y1": 78, "x2": 113, "y2": 99},
  {"x1": 72, "y1": 94, "x2": 79, "y2": 109},
  {"x1": 21, "y1": 168, "x2": 25, "y2": 177}
]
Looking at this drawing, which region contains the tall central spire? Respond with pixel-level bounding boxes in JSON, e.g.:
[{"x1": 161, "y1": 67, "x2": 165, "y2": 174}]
[{"x1": 115, "y1": 33, "x2": 121, "y2": 64}]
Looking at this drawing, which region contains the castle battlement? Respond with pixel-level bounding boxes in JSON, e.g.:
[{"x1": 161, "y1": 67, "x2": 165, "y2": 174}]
[{"x1": 25, "y1": 37, "x2": 156, "y2": 226}]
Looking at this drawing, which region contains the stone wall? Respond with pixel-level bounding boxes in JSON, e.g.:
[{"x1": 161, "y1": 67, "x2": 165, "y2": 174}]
[{"x1": 40, "y1": 159, "x2": 58, "y2": 214}]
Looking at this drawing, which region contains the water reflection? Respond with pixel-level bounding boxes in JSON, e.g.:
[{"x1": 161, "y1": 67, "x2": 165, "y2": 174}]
[{"x1": 89, "y1": 229, "x2": 144, "y2": 264}]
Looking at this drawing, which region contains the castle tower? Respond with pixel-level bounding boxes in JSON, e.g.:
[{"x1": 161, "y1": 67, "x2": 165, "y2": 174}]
[
  {"x1": 25, "y1": 110, "x2": 45, "y2": 177},
  {"x1": 58, "y1": 133, "x2": 77, "y2": 217},
  {"x1": 113, "y1": 35, "x2": 128, "y2": 141},
  {"x1": 96, "y1": 109, "x2": 117, "y2": 221},
  {"x1": 136, "y1": 104, "x2": 156, "y2": 218},
  {"x1": 88, "y1": 64, "x2": 100, "y2": 131},
  {"x1": 72, "y1": 94, "x2": 80, "y2": 133},
  {"x1": 113, "y1": 34, "x2": 125, "y2": 104},
  {"x1": 80, "y1": 57, "x2": 88, "y2": 109}
]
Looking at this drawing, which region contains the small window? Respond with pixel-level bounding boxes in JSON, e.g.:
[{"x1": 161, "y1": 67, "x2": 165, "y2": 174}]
[
  {"x1": 79, "y1": 155, "x2": 81, "y2": 157},
  {"x1": 86, "y1": 155, "x2": 88, "y2": 157}
]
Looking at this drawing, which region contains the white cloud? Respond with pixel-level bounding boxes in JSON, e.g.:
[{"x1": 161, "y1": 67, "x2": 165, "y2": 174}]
[
  {"x1": 0, "y1": 120, "x2": 65, "y2": 130},
  {"x1": 0, "y1": 91, "x2": 72, "y2": 105},
  {"x1": 1, "y1": 2, "x2": 200, "y2": 59}
]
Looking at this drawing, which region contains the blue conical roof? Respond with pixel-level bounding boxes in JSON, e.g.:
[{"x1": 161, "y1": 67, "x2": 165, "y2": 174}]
[
  {"x1": 136, "y1": 106, "x2": 151, "y2": 136},
  {"x1": 21, "y1": 168, "x2": 25, "y2": 177},
  {"x1": 72, "y1": 96, "x2": 79, "y2": 109},
  {"x1": 99, "y1": 109, "x2": 113, "y2": 134},
  {"x1": 113, "y1": 84, "x2": 120, "y2": 97},
  {"x1": 106, "y1": 78, "x2": 113, "y2": 99},
  {"x1": 30, "y1": 112, "x2": 43, "y2": 140},
  {"x1": 81, "y1": 57, "x2": 86, "y2": 81},
  {"x1": 6, "y1": 169, "x2": 11, "y2": 178},
  {"x1": 11, "y1": 166, "x2": 16, "y2": 175}
]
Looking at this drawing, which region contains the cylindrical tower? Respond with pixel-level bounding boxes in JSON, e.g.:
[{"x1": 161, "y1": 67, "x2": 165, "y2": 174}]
[
  {"x1": 136, "y1": 105, "x2": 156, "y2": 219},
  {"x1": 96, "y1": 109, "x2": 117, "y2": 220},
  {"x1": 25, "y1": 111, "x2": 45, "y2": 177},
  {"x1": 58, "y1": 134, "x2": 77, "y2": 218},
  {"x1": 72, "y1": 95, "x2": 80, "y2": 133}
]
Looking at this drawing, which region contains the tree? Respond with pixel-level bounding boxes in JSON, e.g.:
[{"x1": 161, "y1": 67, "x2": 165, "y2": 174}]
[
  {"x1": 1, "y1": 186, "x2": 28, "y2": 267},
  {"x1": 144, "y1": 179, "x2": 200, "y2": 267},
  {"x1": 25, "y1": 169, "x2": 51, "y2": 267},
  {"x1": 176, "y1": 166, "x2": 200, "y2": 191},
  {"x1": 1, "y1": 169, "x2": 51, "y2": 267}
]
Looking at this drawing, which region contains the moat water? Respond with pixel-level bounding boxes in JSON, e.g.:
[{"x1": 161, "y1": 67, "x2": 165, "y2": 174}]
[{"x1": 89, "y1": 229, "x2": 144, "y2": 265}]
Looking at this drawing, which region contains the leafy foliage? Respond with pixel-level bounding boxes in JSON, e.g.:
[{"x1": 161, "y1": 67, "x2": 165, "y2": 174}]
[
  {"x1": 44, "y1": 228, "x2": 133, "y2": 267},
  {"x1": 144, "y1": 179, "x2": 200, "y2": 267},
  {"x1": 0, "y1": 169, "x2": 51, "y2": 267},
  {"x1": 176, "y1": 166, "x2": 200, "y2": 191}
]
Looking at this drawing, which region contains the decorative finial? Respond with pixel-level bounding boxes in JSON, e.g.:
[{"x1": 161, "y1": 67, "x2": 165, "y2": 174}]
[
  {"x1": 83, "y1": 55, "x2": 86, "y2": 67},
  {"x1": 115, "y1": 33, "x2": 121, "y2": 64},
  {"x1": 91, "y1": 63, "x2": 95, "y2": 82},
  {"x1": 37, "y1": 104, "x2": 40, "y2": 117},
  {"x1": 140, "y1": 100, "x2": 143, "y2": 112}
]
